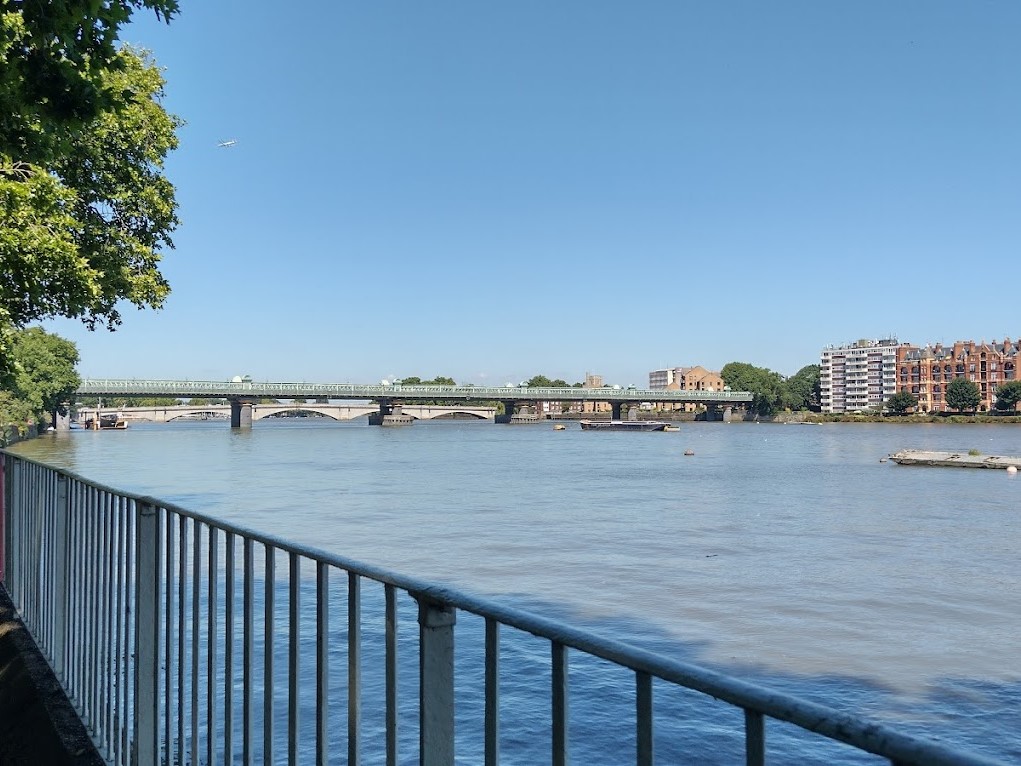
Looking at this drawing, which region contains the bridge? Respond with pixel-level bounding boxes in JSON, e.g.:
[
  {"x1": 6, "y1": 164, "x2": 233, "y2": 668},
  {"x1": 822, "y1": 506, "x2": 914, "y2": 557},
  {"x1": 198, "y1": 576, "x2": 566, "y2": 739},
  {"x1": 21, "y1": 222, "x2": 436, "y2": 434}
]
[
  {"x1": 75, "y1": 379, "x2": 753, "y2": 428},
  {"x1": 78, "y1": 403, "x2": 497, "y2": 423}
]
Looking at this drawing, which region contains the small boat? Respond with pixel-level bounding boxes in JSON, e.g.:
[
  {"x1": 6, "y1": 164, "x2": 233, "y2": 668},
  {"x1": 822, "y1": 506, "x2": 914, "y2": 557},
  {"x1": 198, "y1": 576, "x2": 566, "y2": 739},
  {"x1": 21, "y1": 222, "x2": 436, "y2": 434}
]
[
  {"x1": 579, "y1": 420, "x2": 669, "y2": 432},
  {"x1": 552, "y1": 424, "x2": 567, "y2": 431},
  {"x1": 509, "y1": 413, "x2": 542, "y2": 424},
  {"x1": 663, "y1": 425, "x2": 680, "y2": 432},
  {"x1": 888, "y1": 449, "x2": 1021, "y2": 469},
  {"x1": 85, "y1": 413, "x2": 128, "y2": 430}
]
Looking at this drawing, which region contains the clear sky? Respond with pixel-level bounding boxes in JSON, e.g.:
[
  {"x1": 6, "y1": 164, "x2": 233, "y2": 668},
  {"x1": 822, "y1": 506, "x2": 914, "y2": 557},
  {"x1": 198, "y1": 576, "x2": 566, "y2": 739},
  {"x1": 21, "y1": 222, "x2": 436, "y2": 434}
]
[{"x1": 46, "y1": 1, "x2": 1021, "y2": 386}]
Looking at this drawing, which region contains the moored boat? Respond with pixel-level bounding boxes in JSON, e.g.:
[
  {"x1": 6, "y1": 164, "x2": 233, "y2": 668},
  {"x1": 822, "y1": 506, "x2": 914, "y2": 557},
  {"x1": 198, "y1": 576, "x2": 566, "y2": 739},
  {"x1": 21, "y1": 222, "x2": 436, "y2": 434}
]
[
  {"x1": 579, "y1": 420, "x2": 670, "y2": 432},
  {"x1": 85, "y1": 413, "x2": 129, "y2": 430}
]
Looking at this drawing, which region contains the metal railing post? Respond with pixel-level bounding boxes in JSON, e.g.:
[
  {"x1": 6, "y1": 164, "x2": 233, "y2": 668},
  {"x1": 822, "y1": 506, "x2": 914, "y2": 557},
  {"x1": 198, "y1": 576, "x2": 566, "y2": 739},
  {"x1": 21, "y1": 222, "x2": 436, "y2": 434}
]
[
  {"x1": 0, "y1": 453, "x2": 7, "y2": 584},
  {"x1": 133, "y1": 500, "x2": 162, "y2": 766},
  {"x1": 53, "y1": 474, "x2": 69, "y2": 683},
  {"x1": 417, "y1": 597, "x2": 456, "y2": 766}
]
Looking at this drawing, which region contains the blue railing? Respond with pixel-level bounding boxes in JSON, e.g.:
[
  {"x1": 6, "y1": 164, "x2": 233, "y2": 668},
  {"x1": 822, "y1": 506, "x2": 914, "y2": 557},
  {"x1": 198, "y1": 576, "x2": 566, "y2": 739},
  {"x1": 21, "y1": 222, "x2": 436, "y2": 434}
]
[{"x1": 0, "y1": 451, "x2": 1004, "y2": 765}]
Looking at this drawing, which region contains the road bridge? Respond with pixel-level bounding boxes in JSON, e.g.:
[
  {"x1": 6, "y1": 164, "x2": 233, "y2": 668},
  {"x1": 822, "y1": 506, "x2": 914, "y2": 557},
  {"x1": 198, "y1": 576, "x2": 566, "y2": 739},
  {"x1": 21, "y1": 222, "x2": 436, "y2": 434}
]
[
  {"x1": 77, "y1": 403, "x2": 497, "y2": 423},
  {"x1": 75, "y1": 379, "x2": 753, "y2": 428}
]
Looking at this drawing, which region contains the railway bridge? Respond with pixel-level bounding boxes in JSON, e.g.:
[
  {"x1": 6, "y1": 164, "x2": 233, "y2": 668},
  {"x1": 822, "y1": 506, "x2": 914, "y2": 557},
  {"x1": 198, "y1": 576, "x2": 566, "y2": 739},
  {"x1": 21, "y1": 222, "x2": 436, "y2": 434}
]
[{"x1": 74, "y1": 379, "x2": 754, "y2": 428}]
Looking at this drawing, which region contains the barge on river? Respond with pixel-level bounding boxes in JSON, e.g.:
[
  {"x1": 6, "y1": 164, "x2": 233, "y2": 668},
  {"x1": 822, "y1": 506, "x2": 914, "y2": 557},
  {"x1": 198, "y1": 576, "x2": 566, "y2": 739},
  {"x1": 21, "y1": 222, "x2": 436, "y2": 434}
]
[
  {"x1": 579, "y1": 420, "x2": 670, "y2": 432},
  {"x1": 888, "y1": 449, "x2": 1021, "y2": 469}
]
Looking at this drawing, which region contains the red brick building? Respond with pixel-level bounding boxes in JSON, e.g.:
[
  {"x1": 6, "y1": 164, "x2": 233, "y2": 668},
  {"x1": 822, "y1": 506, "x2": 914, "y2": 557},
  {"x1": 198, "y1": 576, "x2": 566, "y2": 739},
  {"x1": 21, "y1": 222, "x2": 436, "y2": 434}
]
[{"x1": 896, "y1": 339, "x2": 1019, "y2": 412}]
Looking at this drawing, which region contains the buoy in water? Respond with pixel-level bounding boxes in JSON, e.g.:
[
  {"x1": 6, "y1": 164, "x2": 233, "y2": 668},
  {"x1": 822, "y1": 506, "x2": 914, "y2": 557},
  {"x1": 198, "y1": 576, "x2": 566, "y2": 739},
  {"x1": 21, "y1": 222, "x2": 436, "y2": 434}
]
[
  {"x1": 684, "y1": 449, "x2": 695, "y2": 456},
  {"x1": 1008, "y1": 465, "x2": 1018, "y2": 475}
]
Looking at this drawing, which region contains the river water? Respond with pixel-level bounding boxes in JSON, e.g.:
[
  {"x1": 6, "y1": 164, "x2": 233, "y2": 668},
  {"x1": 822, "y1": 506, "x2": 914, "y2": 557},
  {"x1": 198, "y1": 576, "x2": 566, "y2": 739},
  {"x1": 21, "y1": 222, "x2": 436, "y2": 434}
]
[{"x1": 12, "y1": 419, "x2": 1021, "y2": 764}]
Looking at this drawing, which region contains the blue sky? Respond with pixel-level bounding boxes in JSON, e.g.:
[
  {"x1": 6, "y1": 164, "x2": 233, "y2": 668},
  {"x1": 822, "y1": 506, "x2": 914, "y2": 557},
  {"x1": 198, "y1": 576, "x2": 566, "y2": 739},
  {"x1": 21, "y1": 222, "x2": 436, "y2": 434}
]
[{"x1": 47, "y1": 2, "x2": 1021, "y2": 385}]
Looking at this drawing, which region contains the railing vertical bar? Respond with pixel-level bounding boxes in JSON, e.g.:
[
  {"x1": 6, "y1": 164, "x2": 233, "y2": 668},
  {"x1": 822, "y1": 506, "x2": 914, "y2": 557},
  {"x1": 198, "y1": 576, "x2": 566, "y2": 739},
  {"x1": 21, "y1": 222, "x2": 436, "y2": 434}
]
[
  {"x1": 164, "y1": 509, "x2": 176, "y2": 766},
  {"x1": 177, "y1": 513, "x2": 188, "y2": 766},
  {"x1": 225, "y1": 532, "x2": 236, "y2": 766},
  {"x1": 636, "y1": 671, "x2": 653, "y2": 766},
  {"x1": 53, "y1": 474, "x2": 68, "y2": 685},
  {"x1": 82, "y1": 485, "x2": 93, "y2": 732},
  {"x1": 207, "y1": 525, "x2": 219, "y2": 766},
  {"x1": 288, "y1": 552, "x2": 300, "y2": 766},
  {"x1": 88, "y1": 487, "x2": 100, "y2": 734},
  {"x1": 348, "y1": 572, "x2": 361, "y2": 766},
  {"x1": 264, "y1": 544, "x2": 276, "y2": 766},
  {"x1": 110, "y1": 492, "x2": 122, "y2": 766},
  {"x1": 133, "y1": 500, "x2": 162, "y2": 766},
  {"x1": 243, "y1": 537, "x2": 254, "y2": 766},
  {"x1": 101, "y1": 488, "x2": 113, "y2": 759},
  {"x1": 65, "y1": 479, "x2": 79, "y2": 699},
  {"x1": 552, "y1": 641, "x2": 569, "y2": 766},
  {"x1": 17, "y1": 462, "x2": 26, "y2": 620},
  {"x1": 485, "y1": 618, "x2": 499, "y2": 766},
  {"x1": 43, "y1": 471, "x2": 53, "y2": 651},
  {"x1": 316, "y1": 562, "x2": 329, "y2": 766},
  {"x1": 385, "y1": 584, "x2": 397, "y2": 766},
  {"x1": 745, "y1": 709, "x2": 765, "y2": 766},
  {"x1": 0, "y1": 455, "x2": 8, "y2": 586},
  {"x1": 418, "y1": 598, "x2": 455, "y2": 766},
  {"x1": 191, "y1": 520, "x2": 202, "y2": 766},
  {"x1": 122, "y1": 497, "x2": 135, "y2": 764},
  {"x1": 37, "y1": 470, "x2": 48, "y2": 652}
]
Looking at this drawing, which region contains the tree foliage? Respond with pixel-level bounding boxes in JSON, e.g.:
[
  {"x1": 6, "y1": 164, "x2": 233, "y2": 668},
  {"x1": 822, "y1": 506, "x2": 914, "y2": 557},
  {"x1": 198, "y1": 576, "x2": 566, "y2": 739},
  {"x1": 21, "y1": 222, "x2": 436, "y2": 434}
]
[
  {"x1": 0, "y1": 326, "x2": 80, "y2": 425},
  {"x1": 784, "y1": 365, "x2": 821, "y2": 411},
  {"x1": 398, "y1": 376, "x2": 457, "y2": 386},
  {"x1": 993, "y1": 380, "x2": 1021, "y2": 412},
  {"x1": 721, "y1": 362, "x2": 822, "y2": 415},
  {"x1": 525, "y1": 375, "x2": 570, "y2": 387},
  {"x1": 721, "y1": 362, "x2": 786, "y2": 415},
  {"x1": 885, "y1": 390, "x2": 918, "y2": 415},
  {"x1": 1, "y1": 3, "x2": 180, "y2": 381},
  {"x1": 945, "y1": 376, "x2": 981, "y2": 413}
]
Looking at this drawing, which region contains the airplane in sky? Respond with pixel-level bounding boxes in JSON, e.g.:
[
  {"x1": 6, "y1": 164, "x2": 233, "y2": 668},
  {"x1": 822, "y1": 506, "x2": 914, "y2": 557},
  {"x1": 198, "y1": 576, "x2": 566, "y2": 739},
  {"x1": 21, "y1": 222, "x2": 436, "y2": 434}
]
[{"x1": 217, "y1": 139, "x2": 238, "y2": 148}]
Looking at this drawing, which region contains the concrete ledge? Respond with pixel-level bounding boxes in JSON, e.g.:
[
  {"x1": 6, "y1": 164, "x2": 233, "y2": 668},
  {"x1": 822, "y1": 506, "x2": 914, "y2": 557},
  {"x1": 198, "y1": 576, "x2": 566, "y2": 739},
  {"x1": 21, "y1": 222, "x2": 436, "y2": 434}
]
[{"x1": 0, "y1": 586, "x2": 103, "y2": 766}]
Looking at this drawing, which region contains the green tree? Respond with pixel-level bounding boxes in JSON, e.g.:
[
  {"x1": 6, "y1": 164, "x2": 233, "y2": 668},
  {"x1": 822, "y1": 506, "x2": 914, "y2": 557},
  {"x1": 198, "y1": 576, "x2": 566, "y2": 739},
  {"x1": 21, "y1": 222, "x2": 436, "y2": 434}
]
[
  {"x1": 993, "y1": 380, "x2": 1021, "y2": 412},
  {"x1": 0, "y1": 390, "x2": 35, "y2": 442},
  {"x1": 1, "y1": 3, "x2": 180, "y2": 381},
  {"x1": 885, "y1": 390, "x2": 918, "y2": 415},
  {"x1": 2, "y1": 326, "x2": 80, "y2": 423},
  {"x1": 721, "y1": 362, "x2": 785, "y2": 415},
  {"x1": 525, "y1": 375, "x2": 570, "y2": 387},
  {"x1": 784, "y1": 365, "x2": 821, "y2": 411},
  {"x1": 945, "y1": 376, "x2": 981, "y2": 413}
]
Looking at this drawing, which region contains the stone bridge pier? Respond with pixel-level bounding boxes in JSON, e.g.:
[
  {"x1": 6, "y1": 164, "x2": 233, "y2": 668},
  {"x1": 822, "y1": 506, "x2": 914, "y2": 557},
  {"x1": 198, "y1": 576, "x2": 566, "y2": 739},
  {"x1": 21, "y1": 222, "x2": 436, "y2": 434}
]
[{"x1": 228, "y1": 397, "x2": 257, "y2": 428}]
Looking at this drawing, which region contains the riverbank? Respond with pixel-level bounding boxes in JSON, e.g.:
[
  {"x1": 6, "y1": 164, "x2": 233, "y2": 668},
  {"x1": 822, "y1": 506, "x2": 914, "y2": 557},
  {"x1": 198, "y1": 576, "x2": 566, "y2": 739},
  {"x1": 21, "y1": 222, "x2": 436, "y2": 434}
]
[
  {"x1": 801, "y1": 412, "x2": 1021, "y2": 424},
  {"x1": 0, "y1": 587, "x2": 102, "y2": 765}
]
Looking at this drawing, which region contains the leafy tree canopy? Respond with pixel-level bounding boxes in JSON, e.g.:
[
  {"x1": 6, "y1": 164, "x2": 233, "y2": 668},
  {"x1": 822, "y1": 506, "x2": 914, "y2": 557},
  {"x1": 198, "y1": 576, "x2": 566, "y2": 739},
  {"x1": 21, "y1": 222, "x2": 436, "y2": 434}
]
[
  {"x1": 1, "y1": 3, "x2": 180, "y2": 381},
  {"x1": 885, "y1": 390, "x2": 918, "y2": 415},
  {"x1": 2, "y1": 326, "x2": 80, "y2": 420},
  {"x1": 785, "y1": 365, "x2": 821, "y2": 412},
  {"x1": 945, "y1": 376, "x2": 981, "y2": 413},
  {"x1": 398, "y1": 376, "x2": 457, "y2": 386},
  {"x1": 721, "y1": 362, "x2": 786, "y2": 415},
  {"x1": 993, "y1": 380, "x2": 1021, "y2": 412},
  {"x1": 525, "y1": 375, "x2": 570, "y2": 387}
]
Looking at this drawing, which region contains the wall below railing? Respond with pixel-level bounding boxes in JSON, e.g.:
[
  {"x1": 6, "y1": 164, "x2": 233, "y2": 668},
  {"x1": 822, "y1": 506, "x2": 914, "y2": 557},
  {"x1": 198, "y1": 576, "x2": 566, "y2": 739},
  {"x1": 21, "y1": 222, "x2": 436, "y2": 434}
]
[{"x1": 0, "y1": 586, "x2": 103, "y2": 765}]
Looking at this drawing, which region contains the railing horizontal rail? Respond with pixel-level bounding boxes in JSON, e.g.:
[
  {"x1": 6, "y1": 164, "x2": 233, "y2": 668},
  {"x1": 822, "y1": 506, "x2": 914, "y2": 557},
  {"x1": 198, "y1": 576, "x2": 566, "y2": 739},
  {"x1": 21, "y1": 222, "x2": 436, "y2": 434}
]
[
  {"x1": 1, "y1": 450, "x2": 1004, "y2": 766},
  {"x1": 76, "y1": 378, "x2": 755, "y2": 402}
]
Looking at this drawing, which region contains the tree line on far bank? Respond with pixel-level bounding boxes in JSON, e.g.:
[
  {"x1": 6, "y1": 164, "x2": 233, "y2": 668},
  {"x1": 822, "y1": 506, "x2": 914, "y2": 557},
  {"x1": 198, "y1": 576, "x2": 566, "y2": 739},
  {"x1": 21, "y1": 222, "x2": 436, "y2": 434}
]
[{"x1": 886, "y1": 378, "x2": 1021, "y2": 415}]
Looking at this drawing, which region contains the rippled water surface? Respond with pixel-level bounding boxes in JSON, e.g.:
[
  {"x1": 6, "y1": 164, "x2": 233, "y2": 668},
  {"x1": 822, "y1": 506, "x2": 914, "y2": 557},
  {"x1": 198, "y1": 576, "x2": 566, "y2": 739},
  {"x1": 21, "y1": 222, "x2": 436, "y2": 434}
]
[{"x1": 13, "y1": 419, "x2": 1021, "y2": 763}]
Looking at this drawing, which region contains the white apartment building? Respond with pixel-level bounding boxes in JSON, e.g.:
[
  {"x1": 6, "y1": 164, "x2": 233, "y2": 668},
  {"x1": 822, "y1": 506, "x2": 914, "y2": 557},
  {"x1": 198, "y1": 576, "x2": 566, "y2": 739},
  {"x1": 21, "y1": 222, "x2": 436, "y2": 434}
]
[{"x1": 820, "y1": 339, "x2": 899, "y2": 413}]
